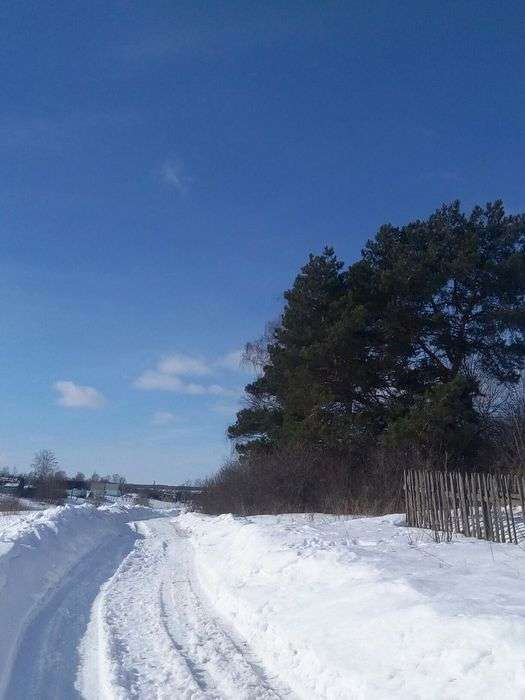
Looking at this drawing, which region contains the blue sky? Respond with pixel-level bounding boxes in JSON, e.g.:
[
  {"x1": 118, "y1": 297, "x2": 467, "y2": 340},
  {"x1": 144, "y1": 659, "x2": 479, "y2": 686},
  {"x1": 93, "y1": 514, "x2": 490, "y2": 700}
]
[{"x1": 1, "y1": 2, "x2": 524, "y2": 482}]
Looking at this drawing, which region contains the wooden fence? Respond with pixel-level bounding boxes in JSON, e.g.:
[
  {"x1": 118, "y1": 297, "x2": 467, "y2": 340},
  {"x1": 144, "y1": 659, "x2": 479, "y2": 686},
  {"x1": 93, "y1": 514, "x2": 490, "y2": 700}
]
[{"x1": 404, "y1": 469, "x2": 525, "y2": 544}]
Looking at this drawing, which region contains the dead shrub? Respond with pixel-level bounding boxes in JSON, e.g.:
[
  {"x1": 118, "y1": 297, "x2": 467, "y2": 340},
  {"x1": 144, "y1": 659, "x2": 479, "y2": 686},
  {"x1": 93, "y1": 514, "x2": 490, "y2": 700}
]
[
  {"x1": 0, "y1": 497, "x2": 30, "y2": 515},
  {"x1": 32, "y1": 478, "x2": 67, "y2": 505},
  {"x1": 194, "y1": 442, "x2": 407, "y2": 516}
]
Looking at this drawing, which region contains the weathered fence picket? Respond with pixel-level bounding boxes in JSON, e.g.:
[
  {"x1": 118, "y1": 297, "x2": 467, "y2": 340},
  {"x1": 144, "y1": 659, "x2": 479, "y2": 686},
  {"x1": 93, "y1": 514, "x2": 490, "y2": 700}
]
[{"x1": 404, "y1": 469, "x2": 525, "y2": 544}]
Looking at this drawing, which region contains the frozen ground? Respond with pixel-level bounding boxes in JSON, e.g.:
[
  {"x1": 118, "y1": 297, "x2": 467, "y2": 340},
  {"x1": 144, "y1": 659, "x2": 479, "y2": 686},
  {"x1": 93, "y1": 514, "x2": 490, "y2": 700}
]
[{"x1": 1, "y1": 505, "x2": 524, "y2": 699}]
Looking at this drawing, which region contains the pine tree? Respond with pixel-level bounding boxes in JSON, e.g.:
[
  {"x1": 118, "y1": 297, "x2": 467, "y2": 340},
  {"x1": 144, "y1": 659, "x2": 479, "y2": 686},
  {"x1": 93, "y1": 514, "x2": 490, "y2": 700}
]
[
  {"x1": 345, "y1": 200, "x2": 525, "y2": 459},
  {"x1": 228, "y1": 247, "x2": 346, "y2": 449},
  {"x1": 356, "y1": 200, "x2": 525, "y2": 391},
  {"x1": 230, "y1": 201, "x2": 525, "y2": 466}
]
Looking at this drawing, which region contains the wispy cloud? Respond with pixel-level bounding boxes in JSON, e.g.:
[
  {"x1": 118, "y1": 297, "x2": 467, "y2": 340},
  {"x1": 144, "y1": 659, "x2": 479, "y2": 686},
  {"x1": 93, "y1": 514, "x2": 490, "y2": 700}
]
[
  {"x1": 151, "y1": 411, "x2": 178, "y2": 426},
  {"x1": 215, "y1": 349, "x2": 244, "y2": 371},
  {"x1": 161, "y1": 159, "x2": 191, "y2": 194},
  {"x1": 158, "y1": 353, "x2": 210, "y2": 376},
  {"x1": 135, "y1": 350, "x2": 246, "y2": 396},
  {"x1": 54, "y1": 380, "x2": 106, "y2": 409},
  {"x1": 135, "y1": 371, "x2": 207, "y2": 394}
]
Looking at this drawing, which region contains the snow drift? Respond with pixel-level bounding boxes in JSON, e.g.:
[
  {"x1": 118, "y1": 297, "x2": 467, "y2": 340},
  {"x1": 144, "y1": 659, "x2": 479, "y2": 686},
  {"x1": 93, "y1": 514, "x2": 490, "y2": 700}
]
[
  {"x1": 179, "y1": 511, "x2": 525, "y2": 699},
  {"x1": 0, "y1": 504, "x2": 142, "y2": 696}
]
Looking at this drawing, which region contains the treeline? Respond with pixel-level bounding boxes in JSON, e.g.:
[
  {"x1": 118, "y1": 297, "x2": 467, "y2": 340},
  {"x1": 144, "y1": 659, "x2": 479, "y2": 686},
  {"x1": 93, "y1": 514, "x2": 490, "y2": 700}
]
[
  {"x1": 197, "y1": 201, "x2": 525, "y2": 515},
  {"x1": 0, "y1": 449, "x2": 126, "y2": 505}
]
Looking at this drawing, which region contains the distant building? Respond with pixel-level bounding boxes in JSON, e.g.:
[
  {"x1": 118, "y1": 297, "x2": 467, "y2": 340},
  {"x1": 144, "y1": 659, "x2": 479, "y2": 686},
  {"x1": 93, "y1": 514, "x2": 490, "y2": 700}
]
[
  {"x1": 88, "y1": 481, "x2": 123, "y2": 500},
  {"x1": 105, "y1": 482, "x2": 122, "y2": 498},
  {"x1": 66, "y1": 480, "x2": 89, "y2": 499},
  {"x1": 0, "y1": 480, "x2": 20, "y2": 495},
  {"x1": 0, "y1": 476, "x2": 25, "y2": 496}
]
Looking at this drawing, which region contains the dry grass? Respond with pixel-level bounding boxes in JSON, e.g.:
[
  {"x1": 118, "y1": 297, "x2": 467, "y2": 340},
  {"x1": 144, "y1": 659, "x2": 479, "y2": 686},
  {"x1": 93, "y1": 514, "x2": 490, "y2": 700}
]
[
  {"x1": 194, "y1": 443, "x2": 406, "y2": 517},
  {"x1": 0, "y1": 497, "x2": 31, "y2": 515}
]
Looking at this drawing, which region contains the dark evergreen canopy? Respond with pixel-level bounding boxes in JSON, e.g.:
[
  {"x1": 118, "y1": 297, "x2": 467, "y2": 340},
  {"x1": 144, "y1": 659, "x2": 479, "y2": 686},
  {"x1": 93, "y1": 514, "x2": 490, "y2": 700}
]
[{"x1": 229, "y1": 202, "x2": 525, "y2": 465}]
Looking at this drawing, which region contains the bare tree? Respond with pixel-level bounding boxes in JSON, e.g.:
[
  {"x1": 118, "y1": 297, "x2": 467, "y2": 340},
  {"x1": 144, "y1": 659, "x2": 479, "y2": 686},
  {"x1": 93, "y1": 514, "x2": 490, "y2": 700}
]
[
  {"x1": 31, "y1": 450, "x2": 59, "y2": 481},
  {"x1": 242, "y1": 320, "x2": 280, "y2": 374},
  {"x1": 30, "y1": 450, "x2": 65, "y2": 504}
]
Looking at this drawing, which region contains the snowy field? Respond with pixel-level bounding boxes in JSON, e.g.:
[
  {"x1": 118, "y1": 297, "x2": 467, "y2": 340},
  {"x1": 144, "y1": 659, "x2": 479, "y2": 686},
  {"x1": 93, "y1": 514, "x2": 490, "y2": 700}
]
[{"x1": 1, "y1": 504, "x2": 524, "y2": 699}]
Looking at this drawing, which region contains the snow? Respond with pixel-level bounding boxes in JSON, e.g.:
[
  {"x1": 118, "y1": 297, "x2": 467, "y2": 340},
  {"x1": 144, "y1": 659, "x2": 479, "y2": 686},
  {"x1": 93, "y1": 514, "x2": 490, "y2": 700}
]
[
  {"x1": 178, "y1": 511, "x2": 525, "y2": 699},
  {"x1": 76, "y1": 518, "x2": 292, "y2": 699},
  {"x1": 0, "y1": 505, "x2": 117, "y2": 696},
  {"x1": 1, "y1": 504, "x2": 525, "y2": 699},
  {"x1": 0, "y1": 502, "x2": 170, "y2": 698}
]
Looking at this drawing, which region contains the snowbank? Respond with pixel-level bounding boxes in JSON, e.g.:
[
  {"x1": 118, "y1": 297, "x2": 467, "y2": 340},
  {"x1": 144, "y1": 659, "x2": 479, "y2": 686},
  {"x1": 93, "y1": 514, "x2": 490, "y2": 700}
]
[
  {"x1": 0, "y1": 503, "x2": 146, "y2": 696},
  {"x1": 178, "y1": 511, "x2": 525, "y2": 699}
]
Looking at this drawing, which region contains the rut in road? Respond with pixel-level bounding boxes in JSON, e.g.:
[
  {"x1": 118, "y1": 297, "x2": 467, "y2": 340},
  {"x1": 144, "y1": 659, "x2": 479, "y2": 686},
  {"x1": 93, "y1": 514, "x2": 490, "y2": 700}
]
[
  {"x1": 77, "y1": 518, "x2": 296, "y2": 700},
  {"x1": 4, "y1": 526, "x2": 138, "y2": 700}
]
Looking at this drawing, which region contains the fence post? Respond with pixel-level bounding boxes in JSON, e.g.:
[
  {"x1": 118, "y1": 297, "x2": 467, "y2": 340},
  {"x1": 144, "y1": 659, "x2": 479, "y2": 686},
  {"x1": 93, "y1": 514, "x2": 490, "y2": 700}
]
[
  {"x1": 457, "y1": 472, "x2": 470, "y2": 536},
  {"x1": 405, "y1": 467, "x2": 523, "y2": 544},
  {"x1": 449, "y1": 471, "x2": 458, "y2": 534},
  {"x1": 503, "y1": 474, "x2": 518, "y2": 544},
  {"x1": 518, "y1": 474, "x2": 525, "y2": 520},
  {"x1": 469, "y1": 472, "x2": 481, "y2": 539},
  {"x1": 403, "y1": 469, "x2": 414, "y2": 525}
]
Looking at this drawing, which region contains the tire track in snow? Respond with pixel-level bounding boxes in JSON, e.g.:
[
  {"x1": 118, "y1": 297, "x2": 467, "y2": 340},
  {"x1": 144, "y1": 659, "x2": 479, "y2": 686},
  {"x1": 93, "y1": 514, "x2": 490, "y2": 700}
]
[{"x1": 77, "y1": 518, "x2": 295, "y2": 700}]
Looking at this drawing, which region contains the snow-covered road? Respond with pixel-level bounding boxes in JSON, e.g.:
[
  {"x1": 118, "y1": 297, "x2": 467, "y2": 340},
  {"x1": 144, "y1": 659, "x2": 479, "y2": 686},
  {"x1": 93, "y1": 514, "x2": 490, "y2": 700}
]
[
  {"x1": 77, "y1": 518, "x2": 292, "y2": 700},
  {"x1": 3, "y1": 505, "x2": 525, "y2": 699},
  {"x1": 2, "y1": 510, "x2": 293, "y2": 700}
]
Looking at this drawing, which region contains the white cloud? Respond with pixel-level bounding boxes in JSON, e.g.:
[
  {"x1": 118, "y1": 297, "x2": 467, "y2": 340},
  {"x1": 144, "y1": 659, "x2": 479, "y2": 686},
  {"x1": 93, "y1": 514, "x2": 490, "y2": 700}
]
[
  {"x1": 151, "y1": 411, "x2": 177, "y2": 426},
  {"x1": 161, "y1": 159, "x2": 190, "y2": 194},
  {"x1": 135, "y1": 355, "x2": 218, "y2": 396},
  {"x1": 158, "y1": 353, "x2": 210, "y2": 376},
  {"x1": 215, "y1": 349, "x2": 244, "y2": 371},
  {"x1": 208, "y1": 384, "x2": 226, "y2": 395},
  {"x1": 134, "y1": 370, "x2": 235, "y2": 396},
  {"x1": 54, "y1": 381, "x2": 106, "y2": 409},
  {"x1": 134, "y1": 351, "x2": 244, "y2": 396},
  {"x1": 135, "y1": 371, "x2": 187, "y2": 392}
]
